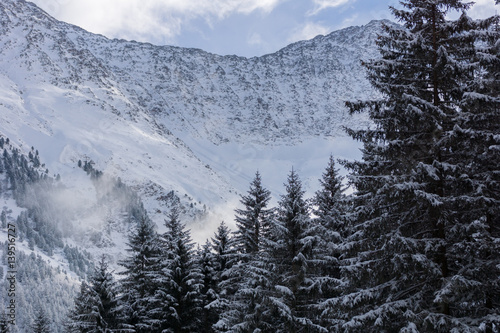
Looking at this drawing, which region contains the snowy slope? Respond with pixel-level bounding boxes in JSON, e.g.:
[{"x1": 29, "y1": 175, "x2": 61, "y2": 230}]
[{"x1": 0, "y1": 0, "x2": 384, "y2": 242}]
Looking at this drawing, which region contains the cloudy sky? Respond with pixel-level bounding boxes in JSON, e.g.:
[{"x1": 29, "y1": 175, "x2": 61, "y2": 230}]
[{"x1": 31, "y1": 0, "x2": 499, "y2": 57}]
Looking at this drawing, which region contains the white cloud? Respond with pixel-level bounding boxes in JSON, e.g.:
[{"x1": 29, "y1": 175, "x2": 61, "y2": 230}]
[
  {"x1": 468, "y1": 0, "x2": 500, "y2": 19},
  {"x1": 31, "y1": 0, "x2": 283, "y2": 44},
  {"x1": 248, "y1": 32, "x2": 264, "y2": 46},
  {"x1": 288, "y1": 22, "x2": 331, "y2": 42},
  {"x1": 308, "y1": 0, "x2": 352, "y2": 16}
]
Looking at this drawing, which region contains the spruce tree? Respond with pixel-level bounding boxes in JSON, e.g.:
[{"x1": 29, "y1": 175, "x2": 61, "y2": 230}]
[
  {"x1": 266, "y1": 169, "x2": 319, "y2": 332},
  {"x1": 334, "y1": 1, "x2": 500, "y2": 331},
  {"x1": 198, "y1": 241, "x2": 219, "y2": 333},
  {"x1": 216, "y1": 173, "x2": 276, "y2": 332},
  {"x1": 442, "y1": 9, "x2": 500, "y2": 329},
  {"x1": 312, "y1": 156, "x2": 347, "y2": 330},
  {"x1": 117, "y1": 216, "x2": 161, "y2": 332},
  {"x1": 160, "y1": 208, "x2": 203, "y2": 333},
  {"x1": 67, "y1": 256, "x2": 119, "y2": 332},
  {"x1": 30, "y1": 308, "x2": 51, "y2": 333},
  {"x1": 234, "y1": 171, "x2": 273, "y2": 257},
  {"x1": 67, "y1": 281, "x2": 95, "y2": 332},
  {"x1": 90, "y1": 256, "x2": 119, "y2": 331}
]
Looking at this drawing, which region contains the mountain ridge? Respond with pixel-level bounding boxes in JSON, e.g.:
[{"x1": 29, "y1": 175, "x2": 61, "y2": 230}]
[
  {"x1": 0, "y1": 0, "x2": 385, "y2": 240},
  {"x1": 0, "y1": 2, "x2": 389, "y2": 330}
]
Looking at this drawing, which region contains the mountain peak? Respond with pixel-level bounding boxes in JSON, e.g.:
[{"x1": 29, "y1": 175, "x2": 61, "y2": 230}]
[{"x1": 0, "y1": 0, "x2": 378, "y2": 244}]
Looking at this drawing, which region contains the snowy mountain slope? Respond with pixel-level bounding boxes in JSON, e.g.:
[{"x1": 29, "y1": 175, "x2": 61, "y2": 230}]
[{"x1": 0, "y1": 0, "x2": 384, "y2": 242}]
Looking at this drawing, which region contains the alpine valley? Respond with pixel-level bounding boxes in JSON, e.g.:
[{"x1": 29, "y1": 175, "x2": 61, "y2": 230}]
[{"x1": 0, "y1": 0, "x2": 384, "y2": 330}]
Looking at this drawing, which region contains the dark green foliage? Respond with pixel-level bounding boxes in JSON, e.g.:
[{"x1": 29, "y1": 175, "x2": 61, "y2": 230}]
[
  {"x1": 267, "y1": 169, "x2": 321, "y2": 332},
  {"x1": 198, "y1": 241, "x2": 219, "y2": 333},
  {"x1": 117, "y1": 217, "x2": 162, "y2": 333},
  {"x1": 67, "y1": 256, "x2": 119, "y2": 332},
  {"x1": 334, "y1": 1, "x2": 500, "y2": 331},
  {"x1": 63, "y1": 245, "x2": 94, "y2": 279},
  {"x1": 201, "y1": 222, "x2": 236, "y2": 332},
  {"x1": 216, "y1": 173, "x2": 277, "y2": 333},
  {"x1": 234, "y1": 172, "x2": 273, "y2": 256},
  {"x1": 67, "y1": 281, "x2": 95, "y2": 333},
  {"x1": 312, "y1": 156, "x2": 347, "y2": 329},
  {"x1": 160, "y1": 208, "x2": 203, "y2": 333},
  {"x1": 30, "y1": 308, "x2": 51, "y2": 333},
  {"x1": 1, "y1": 147, "x2": 63, "y2": 255}
]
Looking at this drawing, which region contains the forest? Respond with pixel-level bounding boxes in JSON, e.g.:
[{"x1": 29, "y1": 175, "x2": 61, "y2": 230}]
[
  {"x1": 63, "y1": 1, "x2": 500, "y2": 332},
  {"x1": 2, "y1": 0, "x2": 500, "y2": 332}
]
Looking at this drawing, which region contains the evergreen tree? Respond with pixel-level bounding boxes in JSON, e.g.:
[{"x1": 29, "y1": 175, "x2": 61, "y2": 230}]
[
  {"x1": 203, "y1": 222, "x2": 237, "y2": 331},
  {"x1": 67, "y1": 256, "x2": 119, "y2": 332},
  {"x1": 266, "y1": 169, "x2": 320, "y2": 332},
  {"x1": 90, "y1": 256, "x2": 119, "y2": 331},
  {"x1": 233, "y1": 171, "x2": 273, "y2": 257},
  {"x1": 211, "y1": 221, "x2": 235, "y2": 274},
  {"x1": 442, "y1": 9, "x2": 500, "y2": 330},
  {"x1": 67, "y1": 281, "x2": 95, "y2": 333},
  {"x1": 159, "y1": 208, "x2": 203, "y2": 333},
  {"x1": 216, "y1": 174, "x2": 277, "y2": 333},
  {"x1": 30, "y1": 308, "x2": 51, "y2": 333},
  {"x1": 198, "y1": 241, "x2": 219, "y2": 333},
  {"x1": 117, "y1": 216, "x2": 161, "y2": 332},
  {"x1": 312, "y1": 156, "x2": 347, "y2": 330},
  {"x1": 334, "y1": 1, "x2": 500, "y2": 331}
]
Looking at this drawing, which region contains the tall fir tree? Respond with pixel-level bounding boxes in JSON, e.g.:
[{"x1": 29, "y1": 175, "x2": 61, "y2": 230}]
[
  {"x1": 334, "y1": 0, "x2": 500, "y2": 331},
  {"x1": 266, "y1": 169, "x2": 322, "y2": 332},
  {"x1": 117, "y1": 216, "x2": 162, "y2": 332},
  {"x1": 67, "y1": 281, "x2": 95, "y2": 333},
  {"x1": 199, "y1": 222, "x2": 236, "y2": 333},
  {"x1": 198, "y1": 241, "x2": 219, "y2": 333},
  {"x1": 160, "y1": 208, "x2": 203, "y2": 333},
  {"x1": 233, "y1": 171, "x2": 273, "y2": 257},
  {"x1": 312, "y1": 156, "x2": 347, "y2": 330},
  {"x1": 91, "y1": 255, "x2": 119, "y2": 331},
  {"x1": 216, "y1": 173, "x2": 276, "y2": 333},
  {"x1": 67, "y1": 256, "x2": 119, "y2": 332},
  {"x1": 30, "y1": 308, "x2": 51, "y2": 333},
  {"x1": 442, "y1": 8, "x2": 500, "y2": 330}
]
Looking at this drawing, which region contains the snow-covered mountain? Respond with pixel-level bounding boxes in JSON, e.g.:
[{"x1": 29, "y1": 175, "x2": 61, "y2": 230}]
[
  {"x1": 0, "y1": 0, "x2": 390, "y2": 330},
  {"x1": 0, "y1": 0, "x2": 386, "y2": 241},
  {"x1": 0, "y1": 0, "x2": 383, "y2": 254}
]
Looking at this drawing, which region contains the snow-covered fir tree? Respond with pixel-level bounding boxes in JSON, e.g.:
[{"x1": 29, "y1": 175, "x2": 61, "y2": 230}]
[
  {"x1": 266, "y1": 169, "x2": 322, "y2": 332},
  {"x1": 335, "y1": 0, "x2": 500, "y2": 331},
  {"x1": 216, "y1": 173, "x2": 277, "y2": 332},
  {"x1": 159, "y1": 208, "x2": 204, "y2": 333},
  {"x1": 30, "y1": 308, "x2": 51, "y2": 333},
  {"x1": 198, "y1": 241, "x2": 219, "y2": 333},
  {"x1": 312, "y1": 156, "x2": 348, "y2": 330},
  {"x1": 67, "y1": 256, "x2": 119, "y2": 332},
  {"x1": 117, "y1": 216, "x2": 162, "y2": 332},
  {"x1": 233, "y1": 172, "x2": 273, "y2": 257},
  {"x1": 197, "y1": 222, "x2": 237, "y2": 332},
  {"x1": 441, "y1": 8, "x2": 500, "y2": 329},
  {"x1": 67, "y1": 281, "x2": 96, "y2": 333}
]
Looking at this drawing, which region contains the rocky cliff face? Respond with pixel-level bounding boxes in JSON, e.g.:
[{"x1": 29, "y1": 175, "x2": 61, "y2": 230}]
[{"x1": 0, "y1": 0, "x2": 385, "y2": 146}]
